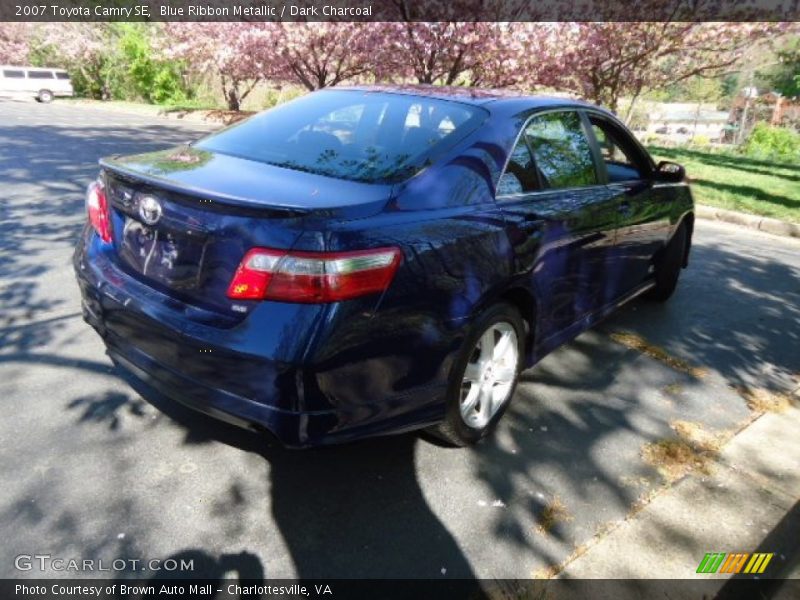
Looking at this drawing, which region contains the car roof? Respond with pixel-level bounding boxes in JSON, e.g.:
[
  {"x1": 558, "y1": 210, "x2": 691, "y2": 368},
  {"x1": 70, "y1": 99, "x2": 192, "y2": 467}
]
[
  {"x1": 336, "y1": 84, "x2": 605, "y2": 113},
  {"x1": 0, "y1": 65, "x2": 68, "y2": 72}
]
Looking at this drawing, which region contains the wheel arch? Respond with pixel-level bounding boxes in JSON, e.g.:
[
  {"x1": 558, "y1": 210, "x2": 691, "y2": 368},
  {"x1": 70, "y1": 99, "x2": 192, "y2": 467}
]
[{"x1": 479, "y1": 285, "x2": 539, "y2": 365}]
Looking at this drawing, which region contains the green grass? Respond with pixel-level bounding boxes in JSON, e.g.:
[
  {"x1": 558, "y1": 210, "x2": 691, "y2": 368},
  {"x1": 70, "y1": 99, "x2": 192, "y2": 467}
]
[
  {"x1": 62, "y1": 97, "x2": 221, "y2": 113},
  {"x1": 158, "y1": 99, "x2": 223, "y2": 112},
  {"x1": 648, "y1": 146, "x2": 800, "y2": 224}
]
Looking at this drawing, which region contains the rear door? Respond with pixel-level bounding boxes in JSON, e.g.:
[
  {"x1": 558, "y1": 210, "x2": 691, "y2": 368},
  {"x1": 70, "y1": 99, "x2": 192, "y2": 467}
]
[
  {"x1": 584, "y1": 111, "x2": 671, "y2": 297},
  {"x1": 496, "y1": 109, "x2": 618, "y2": 341}
]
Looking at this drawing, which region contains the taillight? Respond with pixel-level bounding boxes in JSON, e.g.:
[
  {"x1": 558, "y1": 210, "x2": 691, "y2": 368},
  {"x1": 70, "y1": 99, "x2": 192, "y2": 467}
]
[
  {"x1": 227, "y1": 247, "x2": 402, "y2": 303},
  {"x1": 86, "y1": 179, "x2": 112, "y2": 243}
]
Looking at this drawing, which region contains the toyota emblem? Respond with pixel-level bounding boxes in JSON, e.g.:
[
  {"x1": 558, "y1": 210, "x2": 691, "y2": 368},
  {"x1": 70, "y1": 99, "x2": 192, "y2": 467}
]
[{"x1": 138, "y1": 195, "x2": 162, "y2": 226}]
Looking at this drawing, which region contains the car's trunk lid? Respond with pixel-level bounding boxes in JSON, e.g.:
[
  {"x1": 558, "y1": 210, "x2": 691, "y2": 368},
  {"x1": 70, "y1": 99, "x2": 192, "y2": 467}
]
[{"x1": 100, "y1": 146, "x2": 393, "y2": 317}]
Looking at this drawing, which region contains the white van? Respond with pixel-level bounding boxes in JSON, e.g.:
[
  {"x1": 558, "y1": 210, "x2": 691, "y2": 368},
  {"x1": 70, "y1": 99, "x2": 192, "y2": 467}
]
[{"x1": 0, "y1": 66, "x2": 74, "y2": 103}]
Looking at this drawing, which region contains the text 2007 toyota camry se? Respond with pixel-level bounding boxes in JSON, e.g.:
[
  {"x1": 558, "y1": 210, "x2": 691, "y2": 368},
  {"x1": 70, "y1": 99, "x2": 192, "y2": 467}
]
[{"x1": 74, "y1": 85, "x2": 694, "y2": 447}]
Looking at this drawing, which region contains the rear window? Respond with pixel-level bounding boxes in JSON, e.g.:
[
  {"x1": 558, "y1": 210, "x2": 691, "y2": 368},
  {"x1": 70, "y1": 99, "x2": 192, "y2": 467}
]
[
  {"x1": 27, "y1": 71, "x2": 54, "y2": 79},
  {"x1": 196, "y1": 90, "x2": 487, "y2": 184},
  {"x1": 3, "y1": 70, "x2": 24, "y2": 78}
]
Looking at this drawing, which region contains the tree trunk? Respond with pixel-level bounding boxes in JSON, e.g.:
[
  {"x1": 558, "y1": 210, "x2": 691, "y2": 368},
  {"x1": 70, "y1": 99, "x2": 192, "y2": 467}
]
[
  {"x1": 623, "y1": 92, "x2": 641, "y2": 126},
  {"x1": 226, "y1": 88, "x2": 240, "y2": 112},
  {"x1": 692, "y1": 103, "x2": 701, "y2": 139}
]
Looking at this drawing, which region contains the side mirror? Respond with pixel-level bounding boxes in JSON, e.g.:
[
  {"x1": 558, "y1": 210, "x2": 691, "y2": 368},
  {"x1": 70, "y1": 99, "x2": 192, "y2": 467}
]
[{"x1": 655, "y1": 160, "x2": 685, "y2": 183}]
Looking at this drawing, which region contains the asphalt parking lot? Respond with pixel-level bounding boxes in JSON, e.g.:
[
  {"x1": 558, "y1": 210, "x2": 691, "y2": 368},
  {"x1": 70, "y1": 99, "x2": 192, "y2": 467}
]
[{"x1": 1, "y1": 98, "x2": 799, "y2": 581}]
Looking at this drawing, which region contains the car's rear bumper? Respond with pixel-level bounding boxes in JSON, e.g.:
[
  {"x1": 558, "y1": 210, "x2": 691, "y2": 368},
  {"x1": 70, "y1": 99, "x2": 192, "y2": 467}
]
[{"x1": 74, "y1": 231, "x2": 451, "y2": 447}]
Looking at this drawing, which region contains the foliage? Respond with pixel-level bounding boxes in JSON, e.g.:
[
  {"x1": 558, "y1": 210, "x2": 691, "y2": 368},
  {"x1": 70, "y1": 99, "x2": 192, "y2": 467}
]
[
  {"x1": 113, "y1": 24, "x2": 190, "y2": 104},
  {"x1": 764, "y1": 39, "x2": 800, "y2": 98},
  {"x1": 741, "y1": 123, "x2": 800, "y2": 162},
  {"x1": 30, "y1": 23, "x2": 193, "y2": 103},
  {"x1": 648, "y1": 76, "x2": 724, "y2": 104}
]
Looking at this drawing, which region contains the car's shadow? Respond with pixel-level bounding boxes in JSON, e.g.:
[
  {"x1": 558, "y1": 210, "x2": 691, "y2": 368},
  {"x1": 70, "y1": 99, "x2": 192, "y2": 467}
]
[{"x1": 119, "y1": 370, "x2": 481, "y2": 581}]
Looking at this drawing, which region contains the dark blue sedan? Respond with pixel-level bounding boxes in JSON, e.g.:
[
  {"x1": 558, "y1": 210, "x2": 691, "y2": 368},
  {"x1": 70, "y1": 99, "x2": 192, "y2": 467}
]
[{"x1": 74, "y1": 85, "x2": 694, "y2": 447}]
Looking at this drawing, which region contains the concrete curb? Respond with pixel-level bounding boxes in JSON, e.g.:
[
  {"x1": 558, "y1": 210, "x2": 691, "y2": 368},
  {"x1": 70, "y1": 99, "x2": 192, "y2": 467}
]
[{"x1": 697, "y1": 205, "x2": 800, "y2": 239}]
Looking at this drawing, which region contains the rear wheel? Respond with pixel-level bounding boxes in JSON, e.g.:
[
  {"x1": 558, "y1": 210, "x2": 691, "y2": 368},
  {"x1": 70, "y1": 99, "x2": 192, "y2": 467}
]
[
  {"x1": 433, "y1": 303, "x2": 525, "y2": 446},
  {"x1": 647, "y1": 222, "x2": 688, "y2": 302},
  {"x1": 37, "y1": 89, "x2": 53, "y2": 103}
]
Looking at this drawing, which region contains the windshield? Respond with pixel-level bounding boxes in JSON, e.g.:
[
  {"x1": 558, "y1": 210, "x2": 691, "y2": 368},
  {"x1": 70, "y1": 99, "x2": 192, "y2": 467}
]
[{"x1": 195, "y1": 90, "x2": 487, "y2": 184}]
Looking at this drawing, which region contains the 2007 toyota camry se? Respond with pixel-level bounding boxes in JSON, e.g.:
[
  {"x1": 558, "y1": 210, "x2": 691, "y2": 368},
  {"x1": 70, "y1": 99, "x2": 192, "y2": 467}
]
[{"x1": 74, "y1": 85, "x2": 693, "y2": 447}]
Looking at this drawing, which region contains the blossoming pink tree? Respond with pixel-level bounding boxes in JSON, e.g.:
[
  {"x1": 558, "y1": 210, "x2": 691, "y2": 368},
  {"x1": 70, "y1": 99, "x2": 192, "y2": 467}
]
[
  {"x1": 35, "y1": 23, "x2": 120, "y2": 98},
  {"x1": 261, "y1": 22, "x2": 383, "y2": 91},
  {"x1": 164, "y1": 23, "x2": 269, "y2": 110},
  {"x1": 542, "y1": 22, "x2": 787, "y2": 119},
  {"x1": 0, "y1": 23, "x2": 31, "y2": 64}
]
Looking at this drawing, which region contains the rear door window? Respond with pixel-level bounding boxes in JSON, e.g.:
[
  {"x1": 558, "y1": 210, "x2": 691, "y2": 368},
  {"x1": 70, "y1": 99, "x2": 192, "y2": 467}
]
[
  {"x1": 497, "y1": 137, "x2": 539, "y2": 196},
  {"x1": 523, "y1": 111, "x2": 598, "y2": 189},
  {"x1": 27, "y1": 71, "x2": 55, "y2": 79}
]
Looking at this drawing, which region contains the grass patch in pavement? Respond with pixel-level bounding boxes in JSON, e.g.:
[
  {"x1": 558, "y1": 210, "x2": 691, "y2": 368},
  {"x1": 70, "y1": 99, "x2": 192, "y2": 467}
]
[
  {"x1": 648, "y1": 145, "x2": 800, "y2": 224},
  {"x1": 642, "y1": 420, "x2": 729, "y2": 482},
  {"x1": 535, "y1": 496, "x2": 574, "y2": 534},
  {"x1": 736, "y1": 386, "x2": 794, "y2": 413},
  {"x1": 661, "y1": 382, "x2": 684, "y2": 396},
  {"x1": 609, "y1": 331, "x2": 708, "y2": 378}
]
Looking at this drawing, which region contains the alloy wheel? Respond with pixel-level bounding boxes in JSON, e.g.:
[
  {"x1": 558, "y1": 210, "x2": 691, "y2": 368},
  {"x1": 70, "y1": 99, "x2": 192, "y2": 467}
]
[{"x1": 459, "y1": 322, "x2": 519, "y2": 429}]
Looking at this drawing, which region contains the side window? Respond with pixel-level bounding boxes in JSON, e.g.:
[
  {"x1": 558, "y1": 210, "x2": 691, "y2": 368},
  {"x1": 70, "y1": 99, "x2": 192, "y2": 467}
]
[
  {"x1": 589, "y1": 116, "x2": 649, "y2": 182},
  {"x1": 27, "y1": 71, "x2": 55, "y2": 79},
  {"x1": 55, "y1": 72, "x2": 71, "y2": 80},
  {"x1": 524, "y1": 112, "x2": 597, "y2": 189},
  {"x1": 3, "y1": 70, "x2": 25, "y2": 78},
  {"x1": 498, "y1": 137, "x2": 539, "y2": 196}
]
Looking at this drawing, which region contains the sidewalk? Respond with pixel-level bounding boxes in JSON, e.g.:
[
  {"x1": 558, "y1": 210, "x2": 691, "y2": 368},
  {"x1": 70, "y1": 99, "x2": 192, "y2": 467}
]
[{"x1": 558, "y1": 407, "x2": 800, "y2": 582}]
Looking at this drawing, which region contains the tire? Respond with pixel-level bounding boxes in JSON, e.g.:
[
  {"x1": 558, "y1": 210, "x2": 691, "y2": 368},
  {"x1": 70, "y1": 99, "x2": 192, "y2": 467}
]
[
  {"x1": 432, "y1": 303, "x2": 525, "y2": 447},
  {"x1": 647, "y1": 222, "x2": 688, "y2": 302},
  {"x1": 37, "y1": 89, "x2": 54, "y2": 103}
]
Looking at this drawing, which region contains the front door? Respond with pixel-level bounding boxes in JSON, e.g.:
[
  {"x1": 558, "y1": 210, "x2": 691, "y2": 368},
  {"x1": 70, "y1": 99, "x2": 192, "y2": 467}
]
[{"x1": 585, "y1": 112, "x2": 671, "y2": 299}]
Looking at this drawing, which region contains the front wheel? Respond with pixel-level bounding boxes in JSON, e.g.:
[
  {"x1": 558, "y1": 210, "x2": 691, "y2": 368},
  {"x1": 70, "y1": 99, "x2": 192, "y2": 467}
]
[{"x1": 433, "y1": 303, "x2": 525, "y2": 446}]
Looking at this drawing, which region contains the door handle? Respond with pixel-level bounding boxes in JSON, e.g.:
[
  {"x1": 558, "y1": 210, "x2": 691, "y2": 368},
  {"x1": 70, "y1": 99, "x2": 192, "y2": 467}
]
[{"x1": 620, "y1": 180, "x2": 651, "y2": 195}]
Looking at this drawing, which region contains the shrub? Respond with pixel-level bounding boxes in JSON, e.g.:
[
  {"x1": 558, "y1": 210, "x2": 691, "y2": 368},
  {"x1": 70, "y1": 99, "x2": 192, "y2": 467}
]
[
  {"x1": 690, "y1": 134, "x2": 711, "y2": 147},
  {"x1": 741, "y1": 123, "x2": 800, "y2": 163},
  {"x1": 115, "y1": 24, "x2": 191, "y2": 105}
]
